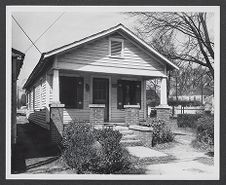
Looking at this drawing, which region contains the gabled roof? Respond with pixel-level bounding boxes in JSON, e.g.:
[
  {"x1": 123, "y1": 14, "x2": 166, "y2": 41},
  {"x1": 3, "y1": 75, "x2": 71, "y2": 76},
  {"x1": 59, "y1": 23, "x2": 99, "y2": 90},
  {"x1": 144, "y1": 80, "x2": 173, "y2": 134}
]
[
  {"x1": 43, "y1": 23, "x2": 179, "y2": 70},
  {"x1": 23, "y1": 23, "x2": 179, "y2": 89}
]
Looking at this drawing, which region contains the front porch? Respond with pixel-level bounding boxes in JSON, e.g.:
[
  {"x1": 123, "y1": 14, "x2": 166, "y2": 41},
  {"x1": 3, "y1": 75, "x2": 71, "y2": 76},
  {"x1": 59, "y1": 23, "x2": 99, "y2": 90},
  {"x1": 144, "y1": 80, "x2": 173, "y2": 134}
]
[
  {"x1": 49, "y1": 69, "x2": 171, "y2": 143},
  {"x1": 51, "y1": 69, "x2": 170, "y2": 122}
]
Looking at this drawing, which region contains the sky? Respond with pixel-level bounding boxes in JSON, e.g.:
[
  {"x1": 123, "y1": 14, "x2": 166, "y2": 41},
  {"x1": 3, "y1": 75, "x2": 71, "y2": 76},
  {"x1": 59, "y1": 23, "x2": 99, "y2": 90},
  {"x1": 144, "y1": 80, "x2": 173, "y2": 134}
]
[
  {"x1": 12, "y1": 11, "x2": 137, "y2": 87},
  {"x1": 10, "y1": 6, "x2": 217, "y2": 88}
]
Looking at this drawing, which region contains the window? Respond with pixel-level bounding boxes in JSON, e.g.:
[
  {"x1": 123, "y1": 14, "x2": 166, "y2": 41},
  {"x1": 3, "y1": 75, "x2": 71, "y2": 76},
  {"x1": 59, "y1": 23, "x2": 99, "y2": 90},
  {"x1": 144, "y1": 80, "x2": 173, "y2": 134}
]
[
  {"x1": 60, "y1": 76, "x2": 84, "y2": 108},
  {"x1": 117, "y1": 80, "x2": 141, "y2": 109},
  {"x1": 109, "y1": 38, "x2": 124, "y2": 58}
]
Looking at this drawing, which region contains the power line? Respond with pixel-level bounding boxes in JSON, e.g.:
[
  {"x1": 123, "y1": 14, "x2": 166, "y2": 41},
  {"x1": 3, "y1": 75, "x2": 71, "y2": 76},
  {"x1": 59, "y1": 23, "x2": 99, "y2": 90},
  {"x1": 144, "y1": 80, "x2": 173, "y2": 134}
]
[
  {"x1": 12, "y1": 15, "x2": 42, "y2": 54},
  {"x1": 25, "y1": 12, "x2": 65, "y2": 53}
]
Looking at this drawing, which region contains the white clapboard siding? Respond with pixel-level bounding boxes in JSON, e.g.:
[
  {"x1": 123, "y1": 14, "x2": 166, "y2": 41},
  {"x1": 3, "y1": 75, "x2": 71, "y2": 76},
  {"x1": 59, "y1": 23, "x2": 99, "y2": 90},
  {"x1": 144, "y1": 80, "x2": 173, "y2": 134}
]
[
  {"x1": 41, "y1": 76, "x2": 47, "y2": 109},
  {"x1": 57, "y1": 35, "x2": 164, "y2": 74},
  {"x1": 34, "y1": 84, "x2": 40, "y2": 110},
  {"x1": 28, "y1": 109, "x2": 49, "y2": 129},
  {"x1": 63, "y1": 109, "x2": 90, "y2": 124},
  {"x1": 26, "y1": 73, "x2": 50, "y2": 129},
  {"x1": 31, "y1": 89, "x2": 34, "y2": 110}
]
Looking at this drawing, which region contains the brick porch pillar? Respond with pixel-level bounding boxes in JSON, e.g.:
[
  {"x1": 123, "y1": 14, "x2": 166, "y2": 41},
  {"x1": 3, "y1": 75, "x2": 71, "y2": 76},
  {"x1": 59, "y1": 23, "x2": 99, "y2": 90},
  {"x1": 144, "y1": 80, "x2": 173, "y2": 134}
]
[
  {"x1": 155, "y1": 77, "x2": 171, "y2": 124},
  {"x1": 89, "y1": 104, "x2": 105, "y2": 126},
  {"x1": 124, "y1": 105, "x2": 140, "y2": 126},
  {"x1": 50, "y1": 103, "x2": 65, "y2": 144},
  {"x1": 155, "y1": 105, "x2": 171, "y2": 125}
]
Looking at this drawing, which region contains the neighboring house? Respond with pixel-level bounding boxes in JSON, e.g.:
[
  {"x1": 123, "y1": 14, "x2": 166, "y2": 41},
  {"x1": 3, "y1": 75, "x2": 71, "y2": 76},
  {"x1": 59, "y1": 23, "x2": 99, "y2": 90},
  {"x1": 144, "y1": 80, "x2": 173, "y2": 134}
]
[
  {"x1": 23, "y1": 24, "x2": 178, "y2": 143},
  {"x1": 12, "y1": 48, "x2": 25, "y2": 144}
]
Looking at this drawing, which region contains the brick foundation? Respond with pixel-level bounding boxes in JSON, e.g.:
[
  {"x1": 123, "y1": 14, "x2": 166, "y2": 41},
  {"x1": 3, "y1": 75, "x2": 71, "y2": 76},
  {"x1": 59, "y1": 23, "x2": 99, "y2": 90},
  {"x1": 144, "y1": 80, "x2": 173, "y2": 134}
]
[
  {"x1": 89, "y1": 104, "x2": 105, "y2": 125},
  {"x1": 50, "y1": 103, "x2": 65, "y2": 144},
  {"x1": 124, "y1": 105, "x2": 140, "y2": 126},
  {"x1": 155, "y1": 105, "x2": 171, "y2": 125}
]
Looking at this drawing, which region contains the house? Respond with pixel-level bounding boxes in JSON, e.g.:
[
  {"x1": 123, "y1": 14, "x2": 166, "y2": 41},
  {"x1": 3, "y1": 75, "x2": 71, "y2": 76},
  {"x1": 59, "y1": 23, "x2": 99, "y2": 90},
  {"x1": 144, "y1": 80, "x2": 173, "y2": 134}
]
[
  {"x1": 12, "y1": 48, "x2": 25, "y2": 144},
  {"x1": 23, "y1": 24, "x2": 178, "y2": 143},
  {"x1": 12, "y1": 49, "x2": 26, "y2": 173}
]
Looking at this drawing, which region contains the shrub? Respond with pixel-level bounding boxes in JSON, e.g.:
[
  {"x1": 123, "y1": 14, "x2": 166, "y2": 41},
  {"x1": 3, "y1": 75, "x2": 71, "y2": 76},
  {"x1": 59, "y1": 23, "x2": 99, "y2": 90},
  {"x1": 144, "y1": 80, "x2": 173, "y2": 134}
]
[
  {"x1": 195, "y1": 114, "x2": 214, "y2": 146},
  {"x1": 93, "y1": 128, "x2": 131, "y2": 174},
  {"x1": 168, "y1": 99, "x2": 203, "y2": 107},
  {"x1": 177, "y1": 114, "x2": 202, "y2": 128},
  {"x1": 151, "y1": 119, "x2": 174, "y2": 147},
  {"x1": 62, "y1": 122, "x2": 131, "y2": 174},
  {"x1": 61, "y1": 121, "x2": 98, "y2": 173}
]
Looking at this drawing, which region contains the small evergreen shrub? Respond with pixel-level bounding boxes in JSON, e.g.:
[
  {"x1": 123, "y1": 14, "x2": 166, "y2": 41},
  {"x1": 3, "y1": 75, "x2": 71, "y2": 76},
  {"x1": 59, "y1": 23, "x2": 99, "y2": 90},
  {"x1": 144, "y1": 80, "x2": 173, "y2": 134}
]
[
  {"x1": 93, "y1": 128, "x2": 131, "y2": 174},
  {"x1": 177, "y1": 114, "x2": 202, "y2": 128},
  {"x1": 151, "y1": 119, "x2": 174, "y2": 147},
  {"x1": 196, "y1": 114, "x2": 214, "y2": 146},
  {"x1": 61, "y1": 121, "x2": 98, "y2": 173}
]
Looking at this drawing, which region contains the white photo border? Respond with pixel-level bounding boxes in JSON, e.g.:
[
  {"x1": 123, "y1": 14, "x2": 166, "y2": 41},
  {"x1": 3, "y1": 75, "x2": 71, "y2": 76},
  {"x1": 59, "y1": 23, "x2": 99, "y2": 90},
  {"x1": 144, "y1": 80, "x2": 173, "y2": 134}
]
[{"x1": 6, "y1": 5, "x2": 220, "y2": 180}]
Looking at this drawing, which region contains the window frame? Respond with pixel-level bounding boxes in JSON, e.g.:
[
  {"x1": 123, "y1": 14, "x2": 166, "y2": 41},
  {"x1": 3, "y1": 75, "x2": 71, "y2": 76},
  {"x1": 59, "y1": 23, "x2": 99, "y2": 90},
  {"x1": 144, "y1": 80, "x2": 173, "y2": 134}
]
[
  {"x1": 59, "y1": 76, "x2": 84, "y2": 109},
  {"x1": 109, "y1": 38, "x2": 124, "y2": 58},
  {"x1": 117, "y1": 80, "x2": 141, "y2": 109}
]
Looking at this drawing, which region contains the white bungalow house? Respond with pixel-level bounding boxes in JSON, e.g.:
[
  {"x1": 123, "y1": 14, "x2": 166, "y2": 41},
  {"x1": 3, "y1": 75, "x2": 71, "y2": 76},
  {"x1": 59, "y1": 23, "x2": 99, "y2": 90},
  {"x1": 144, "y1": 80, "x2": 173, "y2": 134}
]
[{"x1": 23, "y1": 24, "x2": 178, "y2": 143}]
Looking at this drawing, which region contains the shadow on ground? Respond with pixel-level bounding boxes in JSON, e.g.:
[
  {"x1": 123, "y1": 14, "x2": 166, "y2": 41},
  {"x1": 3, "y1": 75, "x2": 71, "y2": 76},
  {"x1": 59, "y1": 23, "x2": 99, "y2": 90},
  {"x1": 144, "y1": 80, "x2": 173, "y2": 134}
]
[{"x1": 12, "y1": 119, "x2": 61, "y2": 173}]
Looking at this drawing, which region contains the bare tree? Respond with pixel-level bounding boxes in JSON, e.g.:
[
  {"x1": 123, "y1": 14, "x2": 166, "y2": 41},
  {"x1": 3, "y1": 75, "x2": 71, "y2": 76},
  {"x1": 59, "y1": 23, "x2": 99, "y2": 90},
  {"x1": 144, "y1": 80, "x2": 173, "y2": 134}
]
[{"x1": 129, "y1": 12, "x2": 214, "y2": 79}]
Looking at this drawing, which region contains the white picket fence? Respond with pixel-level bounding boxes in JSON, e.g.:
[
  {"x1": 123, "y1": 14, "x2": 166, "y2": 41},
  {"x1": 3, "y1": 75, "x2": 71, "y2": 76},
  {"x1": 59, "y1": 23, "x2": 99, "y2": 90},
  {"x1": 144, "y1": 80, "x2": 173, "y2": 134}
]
[{"x1": 148, "y1": 106, "x2": 205, "y2": 117}]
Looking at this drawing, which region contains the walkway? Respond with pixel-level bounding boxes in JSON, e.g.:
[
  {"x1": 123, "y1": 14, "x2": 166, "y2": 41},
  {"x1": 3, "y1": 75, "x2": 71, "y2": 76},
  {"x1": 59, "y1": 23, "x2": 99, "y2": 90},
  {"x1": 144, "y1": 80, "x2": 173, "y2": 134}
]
[{"x1": 144, "y1": 128, "x2": 216, "y2": 178}]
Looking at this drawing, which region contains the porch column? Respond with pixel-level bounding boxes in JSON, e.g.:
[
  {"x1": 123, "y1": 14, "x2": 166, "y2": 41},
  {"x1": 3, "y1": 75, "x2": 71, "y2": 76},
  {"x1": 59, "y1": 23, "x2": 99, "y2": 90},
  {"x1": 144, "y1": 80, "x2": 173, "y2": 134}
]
[
  {"x1": 156, "y1": 77, "x2": 171, "y2": 124},
  {"x1": 52, "y1": 69, "x2": 60, "y2": 103},
  {"x1": 160, "y1": 77, "x2": 168, "y2": 106}
]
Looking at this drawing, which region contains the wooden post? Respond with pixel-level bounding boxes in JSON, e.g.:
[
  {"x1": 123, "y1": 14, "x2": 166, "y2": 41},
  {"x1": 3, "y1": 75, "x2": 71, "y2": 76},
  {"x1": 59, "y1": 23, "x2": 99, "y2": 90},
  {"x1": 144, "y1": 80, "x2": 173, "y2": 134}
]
[
  {"x1": 160, "y1": 77, "x2": 168, "y2": 106},
  {"x1": 52, "y1": 69, "x2": 60, "y2": 103}
]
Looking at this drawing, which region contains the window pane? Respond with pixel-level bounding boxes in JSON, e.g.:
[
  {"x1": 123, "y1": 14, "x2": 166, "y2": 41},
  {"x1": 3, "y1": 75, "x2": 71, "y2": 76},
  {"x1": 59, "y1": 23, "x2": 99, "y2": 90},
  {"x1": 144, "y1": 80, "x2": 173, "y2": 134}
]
[
  {"x1": 117, "y1": 80, "x2": 141, "y2": 109},
  {"x1": 60, "y1": 76, "x2": 76, "y2": 107}
]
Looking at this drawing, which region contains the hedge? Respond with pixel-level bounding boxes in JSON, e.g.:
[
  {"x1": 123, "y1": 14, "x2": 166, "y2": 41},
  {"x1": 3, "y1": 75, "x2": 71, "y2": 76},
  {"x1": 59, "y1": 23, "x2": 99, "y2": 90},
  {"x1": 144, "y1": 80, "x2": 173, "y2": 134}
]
[
  {"x1": 177, "y1": 114, "x2": 202, "y2": 128},
  {"x1": 196, "y1": 114, "x2": 214, "y2": 146}
]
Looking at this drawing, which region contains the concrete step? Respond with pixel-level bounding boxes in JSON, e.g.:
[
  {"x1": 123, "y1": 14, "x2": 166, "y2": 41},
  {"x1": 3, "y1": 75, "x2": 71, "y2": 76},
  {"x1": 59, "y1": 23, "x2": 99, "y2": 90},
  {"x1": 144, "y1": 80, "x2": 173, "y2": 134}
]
[
  {"x1": 120, "y1": 139, "x2": 142, "y2": 146},
  {"x1": 129, "y1": 125, "x2": 153, "y2": 132},
  {"x1": 114, "y1": 126, "x2": 129, "y2": 131},
  {"x1": 112, "y1": 122, "x2": 127, "y2": 126},
  {"x1": 119, "y1": 130, "x2": 134, "y2": 135},
  {"x1": 122, "y1": 134, "x2": 138, "y2": 140}
]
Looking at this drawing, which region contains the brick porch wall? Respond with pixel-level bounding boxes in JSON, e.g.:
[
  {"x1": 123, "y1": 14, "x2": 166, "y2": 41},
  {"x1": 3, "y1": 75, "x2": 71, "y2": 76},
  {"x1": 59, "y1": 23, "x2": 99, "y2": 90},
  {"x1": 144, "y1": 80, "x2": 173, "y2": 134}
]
[
  {"x1": 89, "y1": 104, "x2": 105, "y2": 125},
  {"x1": 124, "y1": 105, "x2": 140, "y2": 126},
  {"x1": 50, "y1": 103, "x2": 65, "y2": 144}
]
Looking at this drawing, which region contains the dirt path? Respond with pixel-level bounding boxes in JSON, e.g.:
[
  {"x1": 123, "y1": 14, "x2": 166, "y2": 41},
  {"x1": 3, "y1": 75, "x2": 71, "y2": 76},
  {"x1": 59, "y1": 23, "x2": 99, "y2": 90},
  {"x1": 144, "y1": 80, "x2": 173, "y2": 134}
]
[{"x1": 144, "y1": 129, "x2": 216, "y2": 178}]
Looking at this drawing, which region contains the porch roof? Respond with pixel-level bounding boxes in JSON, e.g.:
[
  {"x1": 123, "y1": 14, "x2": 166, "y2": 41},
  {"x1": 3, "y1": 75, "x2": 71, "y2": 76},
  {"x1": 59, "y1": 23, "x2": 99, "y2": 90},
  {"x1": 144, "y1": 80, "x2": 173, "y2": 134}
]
[{"x1": 23, "y1": 23, "x2": 178, "y2": 89}]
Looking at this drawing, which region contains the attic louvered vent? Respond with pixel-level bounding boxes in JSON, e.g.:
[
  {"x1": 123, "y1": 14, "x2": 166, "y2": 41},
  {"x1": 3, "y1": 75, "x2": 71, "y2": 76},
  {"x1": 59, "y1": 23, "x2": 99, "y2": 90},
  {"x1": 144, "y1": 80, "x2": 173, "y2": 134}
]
[{"x1": 109, "y1": 38, "x2": 124, "y2": 58}]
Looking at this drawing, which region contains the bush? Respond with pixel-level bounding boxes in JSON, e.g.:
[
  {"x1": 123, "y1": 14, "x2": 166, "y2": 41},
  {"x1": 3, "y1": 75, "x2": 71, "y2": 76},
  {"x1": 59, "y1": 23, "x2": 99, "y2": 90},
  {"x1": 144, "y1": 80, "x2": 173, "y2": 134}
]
[
  {"x1": 177, "y1": 114, "x2": 202, "y2": 128},
  {"x1": 61, "y1": 121, "x2": 98, "y2": 173},
  {"x1": 62, "y1": 122, "x2": 130, "y2": 174},
  {"x1": 196, "y1": 114, "x2": 214, "y2": 146},
  {"x1": 168, "y1": 99, "x2": 203, "y2": 106},
  {"x1": 93, "y1": 128, "x2": 131, "y2": 174},
  {"x1": 151, "y1": 119, "x2": 174, "y2": 147}
]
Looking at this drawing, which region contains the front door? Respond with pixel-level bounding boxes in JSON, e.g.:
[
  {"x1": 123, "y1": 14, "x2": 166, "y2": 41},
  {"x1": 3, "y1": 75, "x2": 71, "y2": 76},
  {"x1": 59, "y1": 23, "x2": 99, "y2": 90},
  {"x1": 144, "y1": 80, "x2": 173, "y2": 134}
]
[{"x1": 93, "y1": 78, "x2": 109, "y2": 122}]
